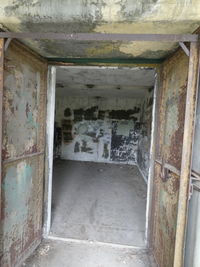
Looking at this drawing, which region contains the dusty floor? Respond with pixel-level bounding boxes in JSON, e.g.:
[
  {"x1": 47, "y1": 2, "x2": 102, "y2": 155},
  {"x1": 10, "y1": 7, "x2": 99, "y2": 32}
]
[
  {"x1": 22, "y1": 239, "x2": 155, "y2": 267},
  {"x1": 50, "y1": 160, "x2": 147, "y2": 246}
]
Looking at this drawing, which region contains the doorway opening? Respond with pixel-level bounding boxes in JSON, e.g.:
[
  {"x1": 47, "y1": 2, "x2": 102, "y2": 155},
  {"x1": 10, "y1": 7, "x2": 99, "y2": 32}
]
[{"x1": 46, "y1": 66, "x2": 156, "y2": 248}]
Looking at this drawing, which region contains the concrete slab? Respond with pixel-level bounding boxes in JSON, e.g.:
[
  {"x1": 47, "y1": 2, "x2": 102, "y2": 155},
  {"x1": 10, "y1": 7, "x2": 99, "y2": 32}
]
[
  {"x1": 22, "y1": 239, "x2": 155, "y2": 267},
  {"x1": 50, "y1": 160, "x2": 147, "y2": 246}
]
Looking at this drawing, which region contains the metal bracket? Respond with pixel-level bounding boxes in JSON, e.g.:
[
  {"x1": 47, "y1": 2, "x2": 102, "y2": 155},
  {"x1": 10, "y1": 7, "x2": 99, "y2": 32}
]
[
  {"x1": 4, "y1": 38, "x2": 12, "y2": 52},
  {"x1": 179, "y1": 42, "x2": 190, "y2": 57},
  {"x1": 189, "y1": 171, "x2": 200, "y2": 199},
  {"x1": 155, "y1": 158, "x2": 181, "y2": 181}
]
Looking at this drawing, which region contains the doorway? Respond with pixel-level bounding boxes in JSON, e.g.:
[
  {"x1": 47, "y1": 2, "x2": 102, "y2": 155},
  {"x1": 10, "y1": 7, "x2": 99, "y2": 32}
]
[{"x1": 45, "y1": 66, "x2": 156, "y2": 248}]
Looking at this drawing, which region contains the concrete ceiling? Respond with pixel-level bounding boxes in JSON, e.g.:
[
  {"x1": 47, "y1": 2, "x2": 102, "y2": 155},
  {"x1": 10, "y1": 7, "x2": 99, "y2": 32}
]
[
  {"x1": 0, "y1": 1, "x2": 200, "y2": 59},
  {"x1": 56, "y1": 67, "x2": 155, "y2": 98}
]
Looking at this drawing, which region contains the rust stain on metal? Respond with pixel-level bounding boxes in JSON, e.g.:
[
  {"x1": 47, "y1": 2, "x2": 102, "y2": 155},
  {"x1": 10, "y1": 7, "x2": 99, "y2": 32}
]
[
  {"x1": 151, "y1": 50, "x2": 189, "y2": 267},
  {"x1": 173, "y1": 40, "x2": 200, "y2": 267},
  {"x1": 0, "y1": 38, "x2": 4, "y2": 223},
  {"x1": 0, "y1": 41, "x2": 47, "y2": 267}
]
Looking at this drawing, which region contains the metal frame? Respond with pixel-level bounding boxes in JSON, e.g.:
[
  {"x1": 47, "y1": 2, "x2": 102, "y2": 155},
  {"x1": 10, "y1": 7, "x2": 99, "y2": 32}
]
[
  {"x1": 179, "y1": 42, "x2": 190, "y2": 57},
  {"x1": 48, "y1": 57, "x2": 163, "y2": 65},
  {"x1": 44, "y1": 65, "x2": 158, "y2": 249},
  {"x1": 0, "y1": 31, "x2": 199, "y2": 266},
  {"x1": 145, "y1": 72, "x2": 158, "y2": 247},
  {"x1": 1, "y1": 32, "x2": 197, "y2": 60},
  {"x1": 43, "y1": 66, "x2": 56, "y2": 237},
  {"x1": 173, "y1": 40, "x2": 200, "y2": 267},
  {"x1": 0, "y1": 32, "x2": 198, "y2": 42},
  {"x1": 0, "y1": 39, "x2": 4, "y2": 222}
]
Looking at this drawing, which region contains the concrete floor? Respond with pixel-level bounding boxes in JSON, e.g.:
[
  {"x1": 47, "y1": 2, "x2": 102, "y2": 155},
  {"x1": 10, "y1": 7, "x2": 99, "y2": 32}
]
[
  {"x1": 22, "y1": 239, "x2": 155, "y2": 267},
  {"x1": 50, "y1": 160, "x2": 147, "y2": 247}
]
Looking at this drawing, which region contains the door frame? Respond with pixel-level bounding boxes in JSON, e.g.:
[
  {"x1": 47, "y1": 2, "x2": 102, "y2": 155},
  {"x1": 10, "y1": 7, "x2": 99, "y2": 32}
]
[
  {"x1": 0, "y1": 31, "x2": 197, "y2": 265},
  {"x1": 173, "y1": 41, "x2": 200, "y2": 267},
  {"x1": 43, "y1": 66, "x2": 56, "y2": 236},
  {"x1": 145, "y1": 72, "x2": 158, "y2": 246},
  {"x1": 43, "y1": 64, "x2": 157, "y2": 247},
  {"x1": 0, "y1": 38, "x2": 4, "y2": 222}
]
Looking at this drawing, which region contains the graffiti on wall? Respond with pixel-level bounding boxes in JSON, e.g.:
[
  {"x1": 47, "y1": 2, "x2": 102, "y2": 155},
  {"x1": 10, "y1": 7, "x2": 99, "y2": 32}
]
[{"x1": 55, "y1": 97, "x2": 141, "y2": 164}]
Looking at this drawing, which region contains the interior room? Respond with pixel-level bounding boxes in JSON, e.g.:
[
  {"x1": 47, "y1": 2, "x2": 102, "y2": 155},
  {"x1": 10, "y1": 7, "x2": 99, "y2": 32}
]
[
  {"x1": 50, "y1": 66, "x2": 155, "y2": 247},
  {"x1": 1, "y1": 2, "x2": 200, "y2": 266}
]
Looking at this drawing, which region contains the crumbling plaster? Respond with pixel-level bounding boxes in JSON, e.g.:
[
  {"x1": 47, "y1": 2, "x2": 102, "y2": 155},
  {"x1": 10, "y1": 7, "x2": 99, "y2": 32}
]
[
  {"x1": 55, "y1": 96, "x2": 142, "y2": 165},
  {"x1": 0, "y1": 0, "x2": 200, "y2": 58}
]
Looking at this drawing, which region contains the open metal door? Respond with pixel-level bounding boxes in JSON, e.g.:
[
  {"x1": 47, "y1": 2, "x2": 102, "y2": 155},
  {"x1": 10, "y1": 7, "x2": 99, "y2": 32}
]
[
  {"x1": 185, "y1": 70, "x2": 200, "y2": 267},
  {"x1": 0, "y1": 41, "x2": 47, "y2": 267},
  {"x1": 0, "y1": 38, "x2": 4, "y2": 223},
  {"x1": 150, "y1": 42, "x2": 199, "y2": 267}
]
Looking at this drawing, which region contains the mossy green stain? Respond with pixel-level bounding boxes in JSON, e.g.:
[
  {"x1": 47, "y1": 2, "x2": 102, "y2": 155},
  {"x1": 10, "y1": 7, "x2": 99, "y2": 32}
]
[
  {"x1": 2, "y1": 163, "x2": 33, "y2": 234},
  {"x1": 26, "y1": 112, "x2": 39, "y2": 128}
]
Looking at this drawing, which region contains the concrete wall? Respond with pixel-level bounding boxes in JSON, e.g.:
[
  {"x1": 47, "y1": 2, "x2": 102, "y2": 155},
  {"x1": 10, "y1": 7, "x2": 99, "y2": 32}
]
[
  {"x1": 0, "y1": 42, "x2": 47, "y2": 267},
  {"x1": 55, "y1": 95, "x2": 142, "y2": 165},
  {"x1": 1, "y1": 1, "x2": 199, "y2": 59},
  {"x1": 138, "y1": 88, "x2": 154, "y2": 180}
]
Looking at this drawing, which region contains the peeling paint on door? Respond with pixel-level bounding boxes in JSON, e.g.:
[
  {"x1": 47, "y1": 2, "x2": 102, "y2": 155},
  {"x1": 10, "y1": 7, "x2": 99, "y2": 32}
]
[
  {"x1": 150, "y1": 50, "x2": 188, "y2": 267},
  {"x1": 0, "y1": 41, "x2": 47, "y2": 267}
]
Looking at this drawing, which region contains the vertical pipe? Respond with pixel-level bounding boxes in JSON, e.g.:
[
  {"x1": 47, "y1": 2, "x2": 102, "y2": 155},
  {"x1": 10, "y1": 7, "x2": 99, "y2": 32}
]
[
  {"x1": 173, "y1": 41, "x2": 200, "y2": 267},
  {"x1": 0, "y1": 39, "x2": 4, "y2": 221}
]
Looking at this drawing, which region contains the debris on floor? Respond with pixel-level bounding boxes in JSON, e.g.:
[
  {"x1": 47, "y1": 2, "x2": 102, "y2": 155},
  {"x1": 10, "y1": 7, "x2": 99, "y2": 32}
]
[{"x1": 22, "y1": 239, "x2": 156, "y2": 267}]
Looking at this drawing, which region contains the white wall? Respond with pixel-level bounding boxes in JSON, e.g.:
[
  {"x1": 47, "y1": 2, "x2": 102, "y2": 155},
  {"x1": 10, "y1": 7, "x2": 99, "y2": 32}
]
[{"x1": 55, "y1": 96, "x2": 142, "y2": 165}]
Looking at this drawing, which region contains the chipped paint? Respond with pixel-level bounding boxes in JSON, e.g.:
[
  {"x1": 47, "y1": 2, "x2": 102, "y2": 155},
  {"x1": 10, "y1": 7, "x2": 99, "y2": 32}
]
[
  {"x1": 0, "y1": 41, "x2": 47, "y2": 267},
  {"x1": 55, "y1": 96, "x2": 142, "y2": 164},
  {"x1": 3, "y1": 52, "x2": 42, "y2": 159},
  {"x1": 94, "y1": 21, "x2": 199, "y2": 58},
  {"x1": 0, "y1": 156, "x2": 44, "y2": 267},
  {"x1": 151, "y1": 50, "x2": 189, "y2": 267},
  {"x1": 111, "y1": 120, "x2": 139, "y2": 163}
]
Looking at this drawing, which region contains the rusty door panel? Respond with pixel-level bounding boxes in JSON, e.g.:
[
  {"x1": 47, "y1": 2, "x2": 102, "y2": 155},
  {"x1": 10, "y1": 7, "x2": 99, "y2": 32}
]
[
  {"x1": 151, "y1": 50, "x2": 189, "y2": 267},
  {"x1": 152, "y1": 163, "x2": 179, "y2": 267},
  {"x1": 162, "y1": 53, "x2": 188, "y2": 170},
  {"x1": 1, "y1": 155, "x2": 44, "y2": 266},
  {"x1": 2, "y1": 43, "x2": 46, "y2": 160},
  {"x1": 0, "y1": 38, "x2": 4, "y2": 221},
  {"x1": 0, "y1": 41, "x2": 47, "y2": 267}
]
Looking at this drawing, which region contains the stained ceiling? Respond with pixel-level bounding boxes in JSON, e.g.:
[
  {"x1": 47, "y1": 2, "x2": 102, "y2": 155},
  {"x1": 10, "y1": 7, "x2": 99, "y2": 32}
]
[
  {"x1": 56, "y1": 67, "x2": 155, "y2": 98},
  {"x1": 0, "y1": 0, "x2": 200, "y2": 60}
]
